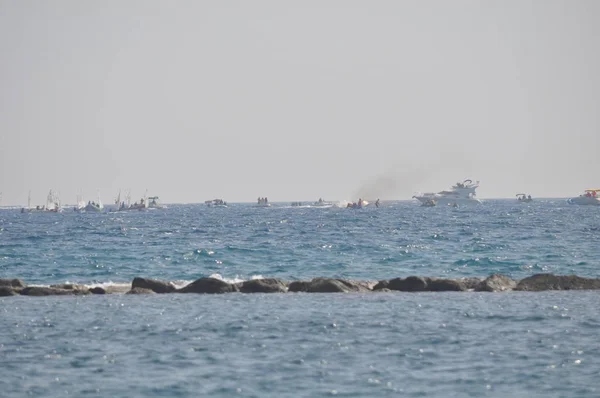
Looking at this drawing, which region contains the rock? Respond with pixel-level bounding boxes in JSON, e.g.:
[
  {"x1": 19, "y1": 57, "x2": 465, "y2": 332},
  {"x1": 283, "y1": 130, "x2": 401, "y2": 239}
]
[
  {"x1": 476, "y1": 274, "x2": 517, "y2": 292},
  {"x1": 372, "y1": 280, "x2": 390, "y2": 291},
  {"x1": 461, "y1": 277, "x2": 483, "y2": 290},
  {"x1": 288, "y1": 281, "x2": 311, "y2": 292},
  {"x1": 516, "y1": 274, "x2": 600, "y2": 291},
  {"x1": 132, "y1": 277, "x2": 176, "y2": 294},
  {"x1": 238, "y1": 279, "x2": 287, "y2": 293},
  {"x1": 387, "y1": 276, "x2": 429, "y2": 292},
  {"x1": 304, "y1": 278, "x2": 371, "y2": 293},
  {"x1": 0, "y1": 278, "x2": 25, "y2": 288},
  {"x1": 0, "y1": 286, "x2": 18, "y2": 296},
  {"x1": 89, "y1": 287, "x2": 107, "y2": 294},
  {"x1": 177, "y1": 277, "x2": 238, "y2": 294},
  {"x1": 427, "y1": 278, "x2": 467, "y2": 292},
  {"x1": 20, "y1": 286, "x2": 91, "y2": 296},
  {"x1": 126, "y1": 287, "x2": 156, "y2": 295}
]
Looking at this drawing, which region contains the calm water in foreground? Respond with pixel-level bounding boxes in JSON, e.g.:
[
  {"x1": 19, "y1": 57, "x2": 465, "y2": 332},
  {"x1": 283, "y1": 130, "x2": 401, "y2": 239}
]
[{"x1": 1, "y1": 200, "x2": 599, "y2": 397}]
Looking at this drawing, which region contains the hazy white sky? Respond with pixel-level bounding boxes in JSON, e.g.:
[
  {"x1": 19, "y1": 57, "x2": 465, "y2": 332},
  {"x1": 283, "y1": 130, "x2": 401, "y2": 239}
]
[{"x1": 1, "y1": 0, "x2": 599, "y2": 205}]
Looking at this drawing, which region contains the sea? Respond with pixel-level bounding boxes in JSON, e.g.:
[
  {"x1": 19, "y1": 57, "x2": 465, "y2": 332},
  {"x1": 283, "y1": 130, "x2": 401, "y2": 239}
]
[{"x1": 1, "y1": 200, "x2": 599, "y2": 397}]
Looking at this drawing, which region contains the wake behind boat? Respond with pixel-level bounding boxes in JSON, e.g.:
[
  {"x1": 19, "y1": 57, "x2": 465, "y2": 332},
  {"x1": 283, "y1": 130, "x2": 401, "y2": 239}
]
[{"x1": 413, "y1": 179, "x2": 481, "y2": 206}]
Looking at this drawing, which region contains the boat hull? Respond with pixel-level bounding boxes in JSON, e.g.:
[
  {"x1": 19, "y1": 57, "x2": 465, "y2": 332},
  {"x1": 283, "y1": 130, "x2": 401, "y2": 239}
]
[{"x1": 567, "y1": 197, "x2": 600, "y2": 205}]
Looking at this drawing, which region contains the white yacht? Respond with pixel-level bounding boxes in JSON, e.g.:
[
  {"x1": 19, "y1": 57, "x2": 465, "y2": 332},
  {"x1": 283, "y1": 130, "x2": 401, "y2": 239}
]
[
  {"x1": 567, "y1": 189, "x2": 600, "y2": 205},
  {"x1": 313, "y1": 198, "x2": 332, "y2": 207},
  {"x1": 413, "y1": 179, "x2": 482, "y2": 206}
]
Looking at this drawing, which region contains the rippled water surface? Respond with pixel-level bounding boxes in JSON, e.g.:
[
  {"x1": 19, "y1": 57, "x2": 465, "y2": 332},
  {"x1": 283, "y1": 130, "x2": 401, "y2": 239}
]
[{"x1": 1, "y1": 200, "x2": 600, "y2": 397}]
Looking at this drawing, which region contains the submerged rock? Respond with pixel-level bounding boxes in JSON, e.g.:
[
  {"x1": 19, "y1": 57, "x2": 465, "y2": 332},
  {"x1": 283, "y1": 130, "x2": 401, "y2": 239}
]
[
  {"x1": 476, "y1": 274, "x2": 517, "y2": 292},
  {"x1": 132, "y1": 277, "x2": 176, "y2": 294},
  {"x1": 126, "y1": 287, "x2": 156, "y2": 295},
  {"x1": 20, "y1": 286, "x2": 90, "y2": 296},
  {"x1": 238, "y1": 279, "x2": 288, "y2": 293},
  {"x1": 0, "y1": 278, "x2": 25, "y2": 288},
  {"x1": 516, "y1": 274, "x2": 600, "y2": 291},
  {"x1": 177, "y1": 277, "x2": 239, "y2": 294},
  {"x1": 89, "y1": 287, "x2": 107, "y2": 294}
]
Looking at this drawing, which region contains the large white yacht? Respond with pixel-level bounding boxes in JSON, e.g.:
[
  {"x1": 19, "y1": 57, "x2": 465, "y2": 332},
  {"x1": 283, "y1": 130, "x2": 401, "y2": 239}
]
[
  {"x1": 567, "y1": 189, "x2": 600, "y2": 205},
  {"x1": 413, "y1": 179, "x2": 482, "y2": 206}
]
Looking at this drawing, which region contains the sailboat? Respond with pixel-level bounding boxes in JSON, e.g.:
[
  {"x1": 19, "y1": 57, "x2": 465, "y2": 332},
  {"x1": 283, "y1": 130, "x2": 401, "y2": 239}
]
[
  {"x1": 74, "y1": 193, "x2": 86, "y2": 212},
  {"x1": 45, "y1": 190, "x2": 62, "y2": 212}
]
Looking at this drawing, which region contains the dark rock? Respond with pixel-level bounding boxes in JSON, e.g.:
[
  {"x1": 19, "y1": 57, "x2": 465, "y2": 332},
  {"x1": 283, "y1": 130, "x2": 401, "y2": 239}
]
[
  {"x1": 476, "y1": 274, "x2": 517, "y2": 292},
  {"x1": 428, "y1": 278, "x2": 467, "y2": 292},
  {"x1": 177, "y1": 277, "x2": 238, "y2": 294},
  {"x1": 89, "y1": 287, "x2": 107, "y2": 294},
  {"x1": 20, "y1": 286, "x2": 90, "y2": 296},
  {"x1": 126, "y1": 287, "x2": 156, "y2": 295},
  {"x1": 516, "y1": 274, "x2": 600, "y2": 291},
  {"x1": 304, "y1": 278, "x2": 371, "y2": 293},
  {"x1": 238, "y1": 278, "x2": 287, "y2": 293},
  {"x1": 132, "y1": 277, "x2": 176, "y2": 294},
  {"x1": 387, "y1": 276, "x2": 429, "y2": 292},
  {"x1": 288, "y1": 281, "x2": 311, "y2": 292},
  {"x1": 0, "y1": 286, "x2": 18, "y2": 296},
  {"x1": 0, "y1": 278, "x2": 25, "y2": 288},
  {"x1": 372, "y1": 280, "x2": 390, "y2": 291}
]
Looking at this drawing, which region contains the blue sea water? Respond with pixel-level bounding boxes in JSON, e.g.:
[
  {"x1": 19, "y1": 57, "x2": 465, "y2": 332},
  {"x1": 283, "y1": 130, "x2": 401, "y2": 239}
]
[{"x1": 1, "y1": 200, "x2": 600, "y2": 397}]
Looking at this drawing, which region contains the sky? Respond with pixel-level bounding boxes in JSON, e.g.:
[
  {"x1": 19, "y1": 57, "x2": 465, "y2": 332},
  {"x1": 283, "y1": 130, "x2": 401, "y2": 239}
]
[{"x1": 1, "y1": 0, "x2": 599, "y2": 205}]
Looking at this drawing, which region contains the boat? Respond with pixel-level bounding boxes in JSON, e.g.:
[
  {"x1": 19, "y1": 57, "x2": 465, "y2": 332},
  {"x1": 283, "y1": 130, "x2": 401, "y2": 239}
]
[
  {"x1": 346, "y1": 199, "x2": 369, "y2": 209},
  {"x1": 83, "y1": 191, "x2": 104, "y2": 212},
  {"x1": 74, "y1": 193, "x2": 86, "y2": 212},
  {"x1": 256, "y1": 197, "x2": 271, "y2": 207},
  {"x1": 291, "y1": 201, "x2": 303, "y2": 207},
  {"x1": 43, "y1": 190, "x2": 62, "y2": 212},
  {"x1": 148, "y1": 196, "x2": 164, "y2": 209},
  {"x1": 205, "y1": 199, "x2": 227, "y2": 207},
  {"x1": 313, "y1": 198, "x2": 332, "y2": 207},
  {"x1": 413, "y1": 179, "x2": 482, "y2": 206},
  {"x1": 516, "y1": 193, "x2": 533, "y2": 203},
  {"x1": 567, "y1": 189, "x2": 600, "y2": 205},
  {"x1": 114, "y1": 191, "x2": 148, "y2": 211}
]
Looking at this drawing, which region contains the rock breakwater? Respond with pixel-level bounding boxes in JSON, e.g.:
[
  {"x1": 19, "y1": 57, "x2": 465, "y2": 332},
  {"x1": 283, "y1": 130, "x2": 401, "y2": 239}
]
[{"x1": 2, "y1": 274, "x2": 600, "y2": 297}]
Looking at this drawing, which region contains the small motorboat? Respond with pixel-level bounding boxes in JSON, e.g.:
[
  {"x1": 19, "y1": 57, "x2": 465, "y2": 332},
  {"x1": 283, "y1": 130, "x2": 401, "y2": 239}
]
[
  {"x1": 516, "y1": 193, "x2": 533, "y2": 203},
  {"x1": 567, "y1": 189, "x2": 600, "y2": 205}
]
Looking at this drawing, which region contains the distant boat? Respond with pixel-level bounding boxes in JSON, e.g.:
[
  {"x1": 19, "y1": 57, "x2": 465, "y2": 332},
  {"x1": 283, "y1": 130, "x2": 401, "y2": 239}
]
[
  {"x1": 205, "y1": 199, "x2": 227, "y2": 207},
  {"x1": 148, "y1": 196, "x2": 164, "y2": 209},
  {"x1": 516, "y1": 193, "x2": 533, "y2": 203},
  {"x1": 413, "y1": 179, "x2": 481, "y2": 206},
  {"x1": 256, "y1": 197, "x2": 271, "y2": 207}
]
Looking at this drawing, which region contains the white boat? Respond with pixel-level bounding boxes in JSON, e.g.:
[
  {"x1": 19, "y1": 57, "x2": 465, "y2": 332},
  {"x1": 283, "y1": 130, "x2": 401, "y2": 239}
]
[
  {"x1": 256, "y1": 197, "x2": 271, "y2": 207},
  {"x1": 114, "y1": 191, "x2": 148, "y2": 211},
  {"x1": 205, "y1": 199, "x2": 227, "y2": 207},
  {"x1": 44, "y1": 190, "x2": 62, "y2": 212},
  {"x1": 516, "y1": 193, "x2": 533, "y2": 203},
  {"x1": 413, "y1": 179, "x2": 482, "y2": 206},
  {"x1": 82, "y1": 191, "x2": 104, "y2": 212},
  {"x1": 313, "y1": 198, "x2": 332, "y2": 207},
  {"x1": 74, "y1": 193, "x2": 86, "y2": 212},
  {"x1": 148, "y1": 196, "x2": 164, "y2": 209},
  {"x1": 567, "y1": 189, "x2": 600, "y2": 205}
]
